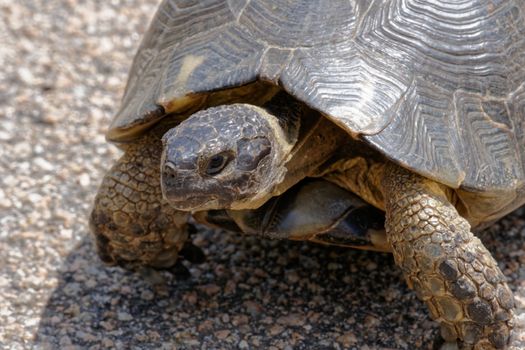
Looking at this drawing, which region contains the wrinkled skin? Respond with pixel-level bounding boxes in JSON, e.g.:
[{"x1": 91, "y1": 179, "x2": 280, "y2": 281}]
[{"x1": 159, "y1": 96, "x2": 514, "y2": 349}]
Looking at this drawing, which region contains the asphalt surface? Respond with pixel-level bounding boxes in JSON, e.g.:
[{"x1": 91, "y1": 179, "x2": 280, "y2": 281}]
[{"x1": 1, "y1": 1, "x2": 525, "y2": 349}]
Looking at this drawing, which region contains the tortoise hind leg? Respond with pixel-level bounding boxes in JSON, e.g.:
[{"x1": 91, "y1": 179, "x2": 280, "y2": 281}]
[
  {"x1": 90, "y1": 131, "x2": 202, "y2": 271},
  {"x1": 381, "y1": 163, "x2": 514, "y2": 349}
]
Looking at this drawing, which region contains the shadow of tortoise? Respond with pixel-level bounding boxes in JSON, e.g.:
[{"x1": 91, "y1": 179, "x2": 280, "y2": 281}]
[{"x1": 33, "y1": 210, "x2": 525, "y2": 350}]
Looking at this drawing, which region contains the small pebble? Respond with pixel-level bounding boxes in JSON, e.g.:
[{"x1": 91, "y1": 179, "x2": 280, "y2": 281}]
[
  {"x1": 214, "y1": 330, "x2": 230, "y2": 340},
  {"x1": 117, "y1": 312, "x2": 133, "y2": 322}
]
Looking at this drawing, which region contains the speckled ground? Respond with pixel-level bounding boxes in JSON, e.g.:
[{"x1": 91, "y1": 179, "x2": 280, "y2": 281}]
[{"x1": 1, "y1": 1, "x2": 525, "y2": 349}]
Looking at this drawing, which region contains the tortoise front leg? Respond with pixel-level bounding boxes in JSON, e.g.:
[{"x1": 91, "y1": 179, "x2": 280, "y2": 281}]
[
  {"x1": 381, "y1": 164, "x2": 514, "y2": 349},
  {"x1": 90, "y1": 131, "x2": 203, "y2": 272}
]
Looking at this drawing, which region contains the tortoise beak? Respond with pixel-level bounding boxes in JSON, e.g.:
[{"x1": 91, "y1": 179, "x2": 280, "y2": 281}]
[
  {"x1": 161, "y1": 164, "x2": 220, "y2": 211},
  {"x1": 165, "y1": 193, "x2": 220, "y2": 212}
]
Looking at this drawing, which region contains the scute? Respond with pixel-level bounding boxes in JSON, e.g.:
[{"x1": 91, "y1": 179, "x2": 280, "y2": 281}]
[
  {"x1": 109, "y1": 0, "x2": 247, "y2": 138},
  {"x1": 361, "y1": 1, "x2": 525, "y2": 194},
  {"x1": 109, "y1": 0, "x2": 363, "y2": 139},
  {"x1": 110, "y1": 0, "x2": 525, "y2": 206},
  {"x1": 237, "y1": 1, "x2": 362, "y2": 47}
]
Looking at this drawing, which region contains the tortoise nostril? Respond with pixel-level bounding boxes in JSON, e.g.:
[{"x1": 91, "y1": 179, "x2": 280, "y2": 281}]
[{"x1": 163, "y1": 162, "x2": 179, "y2": 183}]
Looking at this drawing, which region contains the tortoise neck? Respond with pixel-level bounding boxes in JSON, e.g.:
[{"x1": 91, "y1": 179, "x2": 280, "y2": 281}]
[
  {"x1": 272, "y1": 113, "x2": 348, "y2": 198},
  {"x1": 262, "y1": 91, "x2": 303, "y2": 145}
]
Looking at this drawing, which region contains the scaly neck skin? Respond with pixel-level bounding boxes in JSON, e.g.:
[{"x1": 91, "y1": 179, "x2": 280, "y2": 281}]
[
  {"x1": 263, "y1": 92, "x2": 348, "y2": 176},
  {"x1": 312, "y1": 139, "x2": 388, "y2": 211},
  {"x1": 266, "y1": 106, "x2": 396, "y2": 213},
  {"x1": 272, "y1": 113, "x2": 349, "y2": 198},
  {"x1": 230, "y1": 113, "x2": 348, "y2": 211}
]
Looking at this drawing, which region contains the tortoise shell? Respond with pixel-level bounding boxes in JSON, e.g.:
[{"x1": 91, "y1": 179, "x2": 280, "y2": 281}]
[{"x1": 108, "y1": 0, "x2": 525, "y2": 222}]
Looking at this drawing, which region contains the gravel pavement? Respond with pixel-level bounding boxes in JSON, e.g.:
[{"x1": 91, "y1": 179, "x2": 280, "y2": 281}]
[{"x1": 2, "y1": 1, "x2": 525, "y2": 349}]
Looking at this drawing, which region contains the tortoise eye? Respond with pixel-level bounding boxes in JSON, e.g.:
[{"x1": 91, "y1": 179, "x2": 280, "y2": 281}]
[{"x1": 205, "y1": 152, "x2": 231, "y2": 175}]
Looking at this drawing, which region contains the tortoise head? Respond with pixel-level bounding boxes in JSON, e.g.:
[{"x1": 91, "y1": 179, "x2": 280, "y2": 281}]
[{"x1": 161, "y1": 104, "x2": 295, "y2": 211}]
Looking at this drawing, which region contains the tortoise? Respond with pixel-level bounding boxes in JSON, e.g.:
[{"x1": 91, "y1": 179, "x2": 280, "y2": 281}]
[{"x1": 90, "y1": 0, "x2": 525, "y2": 348}]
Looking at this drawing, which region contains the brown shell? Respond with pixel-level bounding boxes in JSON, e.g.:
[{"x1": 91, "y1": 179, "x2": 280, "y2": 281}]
[{"x1": 109, "y1": 0, "x2": 525, "y2": 217}]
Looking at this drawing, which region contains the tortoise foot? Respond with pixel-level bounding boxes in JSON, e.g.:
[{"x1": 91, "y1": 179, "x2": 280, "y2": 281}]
[
  {"x1": 90, "y1": 132, "x2": 194, "y2": 271},
  {"x1": 381, "y1": 163, "x2": 514, "y2": 349}
]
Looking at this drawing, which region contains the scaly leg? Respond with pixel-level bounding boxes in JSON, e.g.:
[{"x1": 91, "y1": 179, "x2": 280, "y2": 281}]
[
  {"x1": 90, "y1": 131, "x2": 203, "y2": 271},
  {"x1": 381, "y1": 163, "x2": 514, "y2": 349}
]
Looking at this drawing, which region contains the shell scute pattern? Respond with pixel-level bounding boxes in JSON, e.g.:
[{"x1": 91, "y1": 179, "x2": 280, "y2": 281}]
[{"x1": 112, "y1": 0, "x2": 525, "y2": 197}]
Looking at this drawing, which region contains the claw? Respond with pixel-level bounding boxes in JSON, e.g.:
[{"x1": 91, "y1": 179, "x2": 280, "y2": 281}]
[
  {"x1": 168, "y1": 260, "x2": 192, "y2": 279},
  {"x1": 179, "y1": 241, "x2": 206, "y2": 264},
  {"x1": 187, "y1": 223, "x2": 198, "y2": 235}
]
